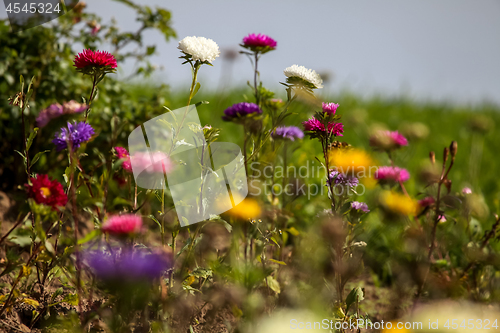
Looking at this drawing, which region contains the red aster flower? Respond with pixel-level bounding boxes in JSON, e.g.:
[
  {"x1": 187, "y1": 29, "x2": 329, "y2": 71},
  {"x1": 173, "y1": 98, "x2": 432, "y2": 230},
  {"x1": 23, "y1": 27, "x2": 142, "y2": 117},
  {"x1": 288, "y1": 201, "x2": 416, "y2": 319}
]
[
  {"x1": 26, "y1": 174, "x2": 68, "y2": 210},
  {"x1": 74, "y1": 49, "x2": 117, "y2": 75}
]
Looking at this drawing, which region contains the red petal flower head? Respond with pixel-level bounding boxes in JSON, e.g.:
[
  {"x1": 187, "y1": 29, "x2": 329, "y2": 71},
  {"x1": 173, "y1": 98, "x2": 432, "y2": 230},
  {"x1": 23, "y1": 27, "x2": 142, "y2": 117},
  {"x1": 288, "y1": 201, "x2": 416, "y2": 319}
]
[
  {"x1": 74, "y1": 49, "x2": 117, "y2": 75},
  {"x1": 26, "y1": 174, "x2": 68, "y2": 211}
]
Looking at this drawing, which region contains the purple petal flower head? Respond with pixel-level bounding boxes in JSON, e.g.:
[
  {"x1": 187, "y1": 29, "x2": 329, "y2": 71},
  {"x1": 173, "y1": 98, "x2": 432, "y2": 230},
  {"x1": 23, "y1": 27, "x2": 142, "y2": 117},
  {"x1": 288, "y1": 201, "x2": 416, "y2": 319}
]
[
  {"x1": 375, "y1": 166, "x2": 410, "y2": 183},
  {"x1": 52, "y1": 121, "x2": 95, "y2": 151},
  {"x1": 36, "y1": 103, "x2": 63, "y2": 128},
  {"x1": 351, "y1": 201, "x2": 370, "y2": 213},
  {"x1": 86, "y1": 248, "x2": 170, "y2": 283},
  {"x1": 37, "y1": 101, "x2": 88, "y2": 128},
  {"x1": 222, "y1": 102, "x2": 262, "y2": 122},
  {"x1": 272, "y1": 126, "x2": 304, "y2": 141},
  {"x1": 322, "y1": 102, "x2": 339, "y2": 115},
  {"x1": 329, "y1": 170, "x2": 359, "y2": 188},
  {"x1": 242, "y1": 33, "x2": 277, "y2": 53}
]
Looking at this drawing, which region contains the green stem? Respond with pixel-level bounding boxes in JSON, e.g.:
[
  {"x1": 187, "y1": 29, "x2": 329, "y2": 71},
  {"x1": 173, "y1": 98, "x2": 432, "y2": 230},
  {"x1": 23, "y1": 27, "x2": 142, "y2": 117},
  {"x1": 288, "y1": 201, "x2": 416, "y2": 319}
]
[
  {"x1": 254, "y1": 52, "x2": 259, "y2": 106},
  {"x1": 84, "y1": 74, "x2": 98, "y2": 123}
]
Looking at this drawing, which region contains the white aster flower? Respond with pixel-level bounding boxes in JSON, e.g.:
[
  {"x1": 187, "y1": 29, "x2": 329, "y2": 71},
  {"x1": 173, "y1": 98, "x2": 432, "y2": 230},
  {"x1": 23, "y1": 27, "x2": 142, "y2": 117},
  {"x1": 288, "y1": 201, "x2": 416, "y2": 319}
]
[
  {"x1": 283, "y1": 64, "x2": 323, "y2": 89},
  {"x1": 178, "y1": 36, "x2": 220, "y2": 63}
]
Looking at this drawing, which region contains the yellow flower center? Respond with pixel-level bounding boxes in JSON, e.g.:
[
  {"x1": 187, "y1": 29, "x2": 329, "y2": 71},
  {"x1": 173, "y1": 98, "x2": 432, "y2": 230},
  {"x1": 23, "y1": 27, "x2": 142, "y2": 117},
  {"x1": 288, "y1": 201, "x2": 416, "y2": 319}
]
[{"x1": 40, "y1": 187, "x2": 51, "y2": 197}]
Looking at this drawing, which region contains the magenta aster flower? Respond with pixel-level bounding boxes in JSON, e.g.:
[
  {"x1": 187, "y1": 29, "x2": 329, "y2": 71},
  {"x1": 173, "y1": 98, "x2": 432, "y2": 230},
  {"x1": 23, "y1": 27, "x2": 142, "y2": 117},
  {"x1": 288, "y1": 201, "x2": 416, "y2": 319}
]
[
  {"x1": 302, "y1": 118, "x2": 344, "y2": 136},
  {"x1": 74, "y1": 49, "x2": 117, "y2": 75},
  {"x1": 102, "y1": 214, "x2": 142, "y2": 235},
  {"x1": 322, "y1": 102, "x2": 339, "y2": 115},
  {"x1": 375, "y1": 166, "x2": 410, "y2": 183},
  {"x1": 52, "y1": 121, "x2": 95, "y2": 151},
  {"x1": 370, "y1": 130, "x2": 408, "y2": 150},
  {"x1": 114, "y1": 147, "x2": 132, "y2": 172},
  {"x1": 222, "y1": 102, "x2": 262, "y2": 122},
  {"x1": 272, "y1": 126, "x2": 304, "y2": 141},
  {"x1": 302, "y1": 117, "x2": 324, "y2": 132},
  {"x1": 242, "y1": 33, "x2": 277, "y2": 52},
  {"x1": 36, "y1": 101, "x2": 88, "y2": 128},
  {"x1": 327, "y1": 122, "x2": 344, "y2": 136}
]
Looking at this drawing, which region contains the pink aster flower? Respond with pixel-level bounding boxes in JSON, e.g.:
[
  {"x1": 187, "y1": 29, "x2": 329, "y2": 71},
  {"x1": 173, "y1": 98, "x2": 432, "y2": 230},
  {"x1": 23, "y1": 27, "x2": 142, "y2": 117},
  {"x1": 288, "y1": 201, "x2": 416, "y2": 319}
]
[
  {"x1": 114, "y1": 147, "x2": 132, "y2": 172},
  {"x1": 375, "y1": 166, "x2": 410, "y2": 183},
  {"x1": 438, "y1": 215, "x2": 447, "y2": 223},
  {"x1": 302, "y1": 117, "x2": 324, "y2": 132},
  {"x1": 302, "y1": 118, "x2": 344, "y2": 136},
  {"x1": 242, "y1": 33, "x2": 277, "y2": 52},
  {"x1": 462, "y1": 187, "x2": 472, "y2": 195},
  {"x1": 327, "y1": 122, "x2": 344, "y2": 136},
  {"x1": 74, "y1": 49, "x2": 117, "y2": 75},
  {"x1": 130, "y1": 151, "x2": 174, "y2": 174},
  {"x1": 370, "y1": 130, "x2": 408, "y2": 150},
  {"x1": 102, "y1": 214, "x2": 142, "y2": 235},
  {"x1": 322, "y1": 102, "x2": 339, "y2": 115}
]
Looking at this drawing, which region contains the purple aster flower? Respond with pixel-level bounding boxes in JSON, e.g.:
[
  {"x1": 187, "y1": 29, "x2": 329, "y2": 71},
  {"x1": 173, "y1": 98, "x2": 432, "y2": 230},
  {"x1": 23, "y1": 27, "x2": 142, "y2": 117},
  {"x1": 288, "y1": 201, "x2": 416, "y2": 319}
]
[
  {"x1": 37, "y1": 101, "x2": 88, "y2": 128},
  {"x1": 351, "y1": 201, "x2": 370, "y2": 213},
  {"x1": 222, "y1": 102, "x2": 262, "y2": 122},
  {"x1": 86, "y1": 248, "x2": 170, "y2": 282},
  {"x1": 272, "y1": 126, "x2": 304, "y2": 141},
  {"x1": 52, "y1": 121, "x2": 95, "y2": 151},
  {"x1": 329, "y1": 170, "x2": 359, "y2": 188}
]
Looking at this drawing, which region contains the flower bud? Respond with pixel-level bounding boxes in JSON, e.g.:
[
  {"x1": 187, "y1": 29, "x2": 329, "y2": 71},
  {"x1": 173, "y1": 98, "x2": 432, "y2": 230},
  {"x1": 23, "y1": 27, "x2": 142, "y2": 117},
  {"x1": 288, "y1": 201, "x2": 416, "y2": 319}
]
[
  {"x1": 429, "y1": 151, "x2": 435, "y2": 164},
  {"x1": 443, "y1": 147, "x2": 449, "y2": 163},
  {"x1": 450, "y1": 141, "x2": 458, "y2": 159}
]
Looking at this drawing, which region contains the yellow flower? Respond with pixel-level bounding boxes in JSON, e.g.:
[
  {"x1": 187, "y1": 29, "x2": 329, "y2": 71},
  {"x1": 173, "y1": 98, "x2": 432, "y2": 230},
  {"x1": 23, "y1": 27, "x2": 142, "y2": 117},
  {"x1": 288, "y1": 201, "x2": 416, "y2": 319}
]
[
  {"x1": 227, "y1": 198, "x2": 261, "y2": 220},
  {"x1": 329, "y1": 148, "x2": 375, "y2": 176},
  {"x1": 381, "y1": 191, "x2": 419, "y2": 216}
]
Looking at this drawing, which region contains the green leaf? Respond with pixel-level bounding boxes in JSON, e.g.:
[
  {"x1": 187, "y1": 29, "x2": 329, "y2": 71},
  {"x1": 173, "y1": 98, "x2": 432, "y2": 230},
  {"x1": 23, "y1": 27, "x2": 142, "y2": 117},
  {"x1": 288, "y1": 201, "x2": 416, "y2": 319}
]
[
  {"x1": 345, "y1": 287, "x2": 364, "y2": 313},
  {"x1": 149, "y1": 215, "x2": 161, "y2": 230},
  {"x1": 31, "y1": 150, "x2": 50, "y2": 167},
  {"x1": 268, "y1": 259, "x2": 286, "y2": 266},
  {"x1": 193, "y1": 82, "x2": 201, "y2": 97},
  {"x1": 265, "y1": 276, "x2": 281, "y2": 294},
  {"x1": 78, "y1": 229, "x2": 100, "y2": 245},
  {"x1": 61, "y1": 293, "x2": 79, "y2": 306},
  {"x1": 286, "y1": 227, "x2": 300, "y2": 236},
  {"x1": 21, "y1": 298, "x2": 39, "y2": 308},
  {"x1": 26, "y1": 128, "x2": 38, "y2": 151},
  {"x1": 63, "y1": 167, "x2": 71, "y2": 184}
]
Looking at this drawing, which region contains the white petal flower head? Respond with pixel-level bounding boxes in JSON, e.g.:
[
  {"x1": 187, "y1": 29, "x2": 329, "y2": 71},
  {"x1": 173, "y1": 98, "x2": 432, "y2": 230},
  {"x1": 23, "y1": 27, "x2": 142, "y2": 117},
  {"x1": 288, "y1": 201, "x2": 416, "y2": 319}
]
[
  {"x1": 178, "y1": 36, "x2": 220, "y2": 63},
  {"x1": 283, "y1": 64, "x2": 323, "y2": 89}
]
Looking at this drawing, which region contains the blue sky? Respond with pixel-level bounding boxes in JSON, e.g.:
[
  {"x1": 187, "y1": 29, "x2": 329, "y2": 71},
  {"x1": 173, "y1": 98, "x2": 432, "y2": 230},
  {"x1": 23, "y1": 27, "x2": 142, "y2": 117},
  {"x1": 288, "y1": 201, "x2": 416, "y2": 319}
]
[{"x1": 2, "y1": 0, "x2": 500, "y2": 104}]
